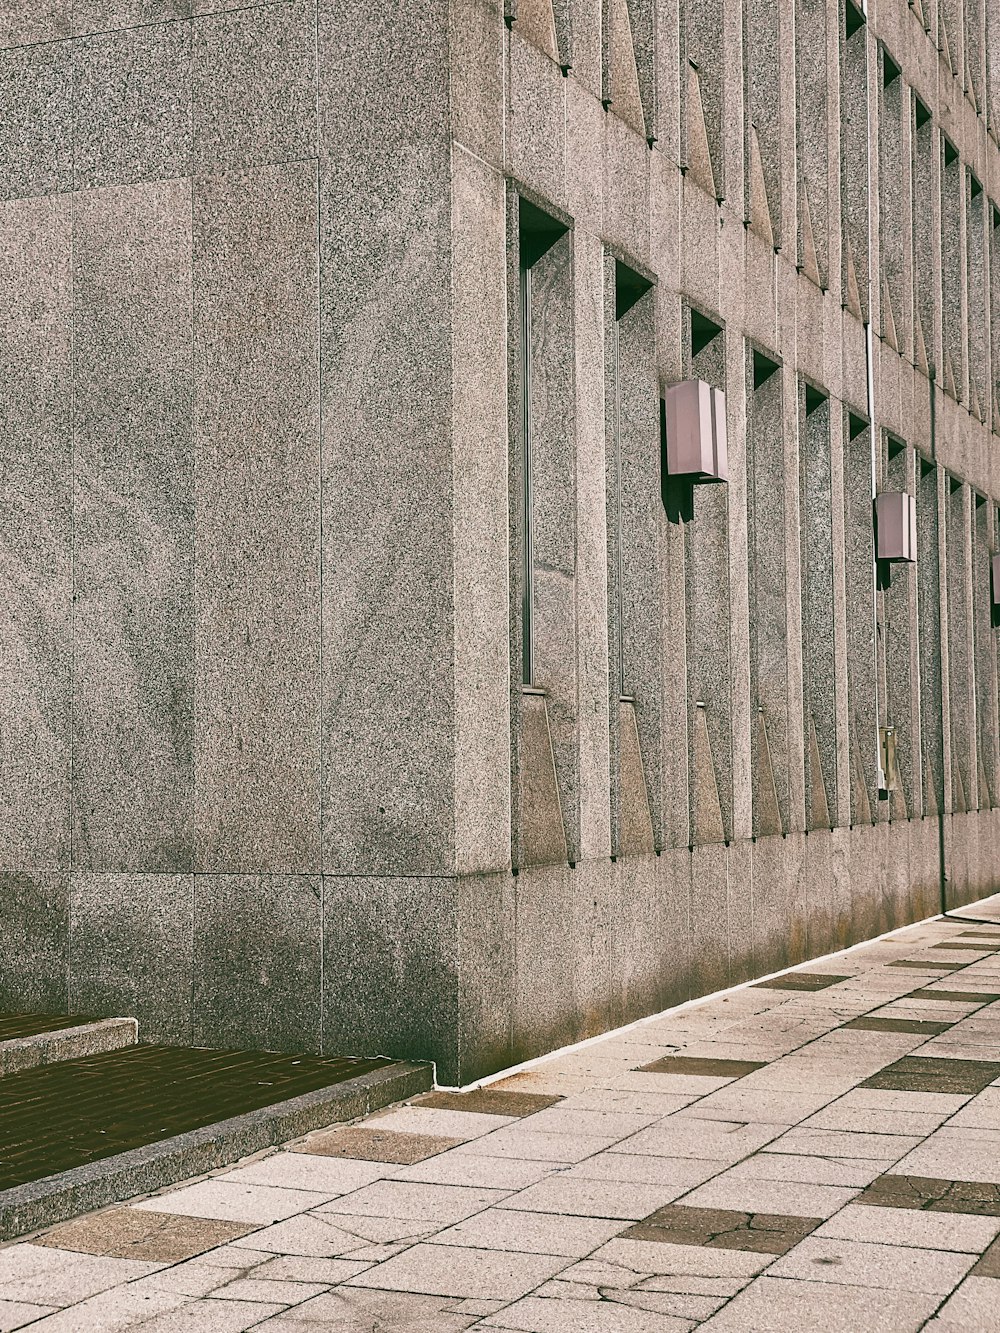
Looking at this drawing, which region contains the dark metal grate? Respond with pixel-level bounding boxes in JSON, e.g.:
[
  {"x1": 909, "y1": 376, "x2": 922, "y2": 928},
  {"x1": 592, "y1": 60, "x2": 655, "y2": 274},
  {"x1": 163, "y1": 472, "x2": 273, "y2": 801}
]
[{"x1": 0, "y1": 1044, "x2": 389, "y2": 1190}]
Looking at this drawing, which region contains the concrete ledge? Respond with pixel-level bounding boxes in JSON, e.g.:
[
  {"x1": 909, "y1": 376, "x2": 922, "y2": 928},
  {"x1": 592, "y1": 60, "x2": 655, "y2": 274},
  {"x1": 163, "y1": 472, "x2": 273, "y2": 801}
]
[
  {"x1": 0, "y1": 1019, "x2": 139, "y2": 1078},
  {"x1": 0, "y1": 1059, "x2": 432, "y2": 1242}
]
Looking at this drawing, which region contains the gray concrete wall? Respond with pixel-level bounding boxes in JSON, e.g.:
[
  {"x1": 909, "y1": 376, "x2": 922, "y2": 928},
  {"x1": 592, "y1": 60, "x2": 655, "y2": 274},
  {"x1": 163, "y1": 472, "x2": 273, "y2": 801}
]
[{"x1": 2, "y1": 0, "x2": 1000, "y2": 1085}]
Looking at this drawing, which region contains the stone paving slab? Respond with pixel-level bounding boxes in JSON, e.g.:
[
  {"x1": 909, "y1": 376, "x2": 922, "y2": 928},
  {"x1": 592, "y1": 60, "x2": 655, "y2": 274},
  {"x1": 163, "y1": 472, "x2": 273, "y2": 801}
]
[{"x1": 9, "y1": 897, "x2": 1000, "y2": 1329}]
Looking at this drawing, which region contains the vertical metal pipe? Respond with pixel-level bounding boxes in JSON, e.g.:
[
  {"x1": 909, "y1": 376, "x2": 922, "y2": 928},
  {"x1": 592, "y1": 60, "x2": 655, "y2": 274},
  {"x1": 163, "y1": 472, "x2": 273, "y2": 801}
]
[
  {"x1": 614, "y1": 315, "x2": 625, "y2": 695},
  {"x1": 521, "y1": 262, "x2": 533, "y2": 687}
]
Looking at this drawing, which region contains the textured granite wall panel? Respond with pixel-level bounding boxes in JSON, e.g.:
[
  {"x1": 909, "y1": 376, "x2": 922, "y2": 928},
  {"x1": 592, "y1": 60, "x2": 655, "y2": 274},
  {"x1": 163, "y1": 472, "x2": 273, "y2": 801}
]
[
  {"x1": 616, "y1": 290, "x2": 662, "y2": 845},
  {"x1": 0, "y1": 41, "x2": 72, "y2": 200},
  {"x1": 572, "y1": 228, "x2": 613, "y2": 861},
  {"x1": 839, "y1": 15, "x2": 870, "y2": 320},
  {"x1": 507, "y1": 28, "x2": 566, "y2": 204},
  {"x1": 72, "y1": 180, "x2": 194, "y2": 873},
  {"x1": 794, "y1": 0, "x2": 830, "y2": 284},
  {"x1": 743, "y1": 0, "x2": 781, "y2": 240},
  {"x1": 843, "y1": 419, "x2": 879, "y2": 821},
  {"x1": 0, "y1": 873, "x2": 69, "y2": 1013},
  {"x1": 456, "y1": 871, "x2": 515, "y2": 1084},
  {"x1": 74, "y1": 21, "x2": 192, "y2": 190},
  {"x1": 451, "y1": 0, "x2": 504, "y2": 168},
  {"x1": 69, "y1": 873, "x2": 193, "y2": 1043},
  {"x1": 192, "y1": 163, "x2": 321, "y2": 875},
  {"x1": 966, "y1": 185, "x2": 988, "y2": 422},
  {"x1": 609, "y1": 854, "x2": 666, "y2": 1028},
  {"x1": 975, "y1": 499, "x2": 1000, "y2": 805},
  {"x1": 918, "y1": 460, "x2": 945, "y2": 816},
  {"x1": 747, "y1": 358, "x2": 790, "y2": 834},
  {"x1": 323, "y1": 876, "x2": 459, "y2": 1081},
  {"x1": 911, "y1": 107, "x2": 937, "y2": 373},
  {"x1": 883, "y1": 443, "x2": 918, "y2": 818},
  {"x1": 0, "y1": 0, "x2": 70, "y2": 48},
  {"x1": 878, "y1": 60, "x2": 906, "y2": 352},
  {"x1": 685, "y1": 316, "x2": 733, "y2": 844},
  {"x1": 451, "y1": 146, "x2": 511, "y2": 875},
  {"x1": 191, "y1": 0, "x2": 317, "y2": 176},
  {"x1": 946, "y1": 480, "x2": 976, "y2": 809},
  {"x1": 941, "y1": 152, "x2": 965, "y2": 400},
  {"x1": 799, "y1": 395, "x2": 838, "y2": 829},
  {"x1": 0, "y1": 196, "x2": 73, "y2": 871},
  {"x1": 194, "y1": 874, "x2": 321, "y2": 1053},
  {"x1": 318, "y1": 0, "x2": 455, "y2": 876},
  {"x1": 74, "y1": 0, "x2": 190, "y2": 36},
  {"x1": 527, "y1": 235, "x2": 580, "y2": 858},
  {"x1": 992, "y1": 208, "x2": 1000, "y2": 422}
]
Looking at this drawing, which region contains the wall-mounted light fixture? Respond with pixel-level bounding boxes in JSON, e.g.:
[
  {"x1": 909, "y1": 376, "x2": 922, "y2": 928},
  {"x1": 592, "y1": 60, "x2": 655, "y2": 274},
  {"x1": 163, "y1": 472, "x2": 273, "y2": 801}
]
[
  {"x1": 662, "y1": 380, "x2": 728, "y2": 483},
  {"x1": 875, "y1": 491, "x2": 917, "y2": 562},
  {"x1": 992, "y1": 553, "x2": 1000, "y2": 607}
]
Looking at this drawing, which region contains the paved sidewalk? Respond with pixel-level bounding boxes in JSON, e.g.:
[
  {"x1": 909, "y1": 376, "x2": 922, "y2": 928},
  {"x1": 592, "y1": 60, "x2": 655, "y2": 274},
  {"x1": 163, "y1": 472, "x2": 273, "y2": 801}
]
[{"x1": 6, "y1": 899, "x2": 1000, "y2": 1332}]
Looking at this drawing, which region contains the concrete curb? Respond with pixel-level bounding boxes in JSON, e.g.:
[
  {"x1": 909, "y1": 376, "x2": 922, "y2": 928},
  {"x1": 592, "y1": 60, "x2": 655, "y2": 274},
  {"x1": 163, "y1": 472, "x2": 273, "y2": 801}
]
[
  {"x1": 0, "y1": 1058, "x2": 432, "y2": 1241},
  {"x1": 0, "y1": 1018, "x2": 138, "y2": 1078}
]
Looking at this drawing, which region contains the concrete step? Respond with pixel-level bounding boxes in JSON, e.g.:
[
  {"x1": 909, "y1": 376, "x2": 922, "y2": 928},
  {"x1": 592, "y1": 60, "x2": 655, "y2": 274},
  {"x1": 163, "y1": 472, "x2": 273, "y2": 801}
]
[
  {"x1": 0, "y1": 1014, "x2": 138, "y2": 1078},
  {"x1": 0, "y1": 1042, "x2": 431, "y2": 1241}
]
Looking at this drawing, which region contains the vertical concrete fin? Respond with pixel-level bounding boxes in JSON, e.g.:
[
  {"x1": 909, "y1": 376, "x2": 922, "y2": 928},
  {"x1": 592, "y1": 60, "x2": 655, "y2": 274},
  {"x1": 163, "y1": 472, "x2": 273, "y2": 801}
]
[
  {"x1": 807, "y1": 714, "x2": 831, "y2": 830},
  {"x1": 748, "y1": 124, "x2": 775, "y2": 248},
  {"x1": 923, "y1": 756, "x2": 938, "y2": 816},
  {"x1": 519, "y1": 693, "x2": 569, "y2": 867},
  {"x1": 914, "y1": 313, "x2": 929, "y2": 374},
  {"x1": 954, "y1": 755, "x2": 968, "y2": 814},
  {"x1": 685, "y1": 63, "x2": 718, "y2": 199},
  {"x1": 850, "y1": 720, "x2": 873, "y2": 824},
  {"x1": 944, "y1": 350, "x2": 957, "y2": 401},
  {"x1": 619, "y1": 700, "x2": 655, "y2": 855},
  {"x1": 692, "y1": 705, "x2": 726, "y2": 844},
  {"x1": 911, "y1": 0, "x2": 924, "y2": 27},
  {"x1": 844, "y1": 236, "x2": 864, "y2": 319},
  {"x1": 969, "y1": 378, "x2": 982, "y2": 422},
  {"x1": 939, "y1": 12, "x2": 956, "y2": 75},
  {"x1": 516, "y1": 0, "x2": 560, "y2": 63},
  {"x1": 755, "y1": 711, "x2": 784, "y2": 836},
  {"x1": 890, "y1": 774, "x2": 908, "y2": 822},
  {"x1": 799, "y1": 180, "x2": 822, "y2": 285},
  {"x1": 608, "y1": 0, "x2": 646, "y2": 135},
  {"x1": 881, "y1": 278, "x2": 899, "y2": 352},
  {"x1": 978, "y1": 753, "x2": 992, "y2": 809}
]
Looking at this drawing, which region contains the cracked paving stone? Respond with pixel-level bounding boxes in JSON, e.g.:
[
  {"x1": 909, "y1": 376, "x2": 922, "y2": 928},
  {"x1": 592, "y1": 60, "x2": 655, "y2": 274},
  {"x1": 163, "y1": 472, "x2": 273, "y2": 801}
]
[
  {"x1": 861, "y1": 1056, "x2": 1000, "y2": 1096},
  {"x1": 619, "y1": 1204, "x2": 823, "y2": 1255},
  {"x1": 853, "y1": 1175, "x2": 1000, "y2": 1216},
  {"x1": 292, "y1": 1126, "x2": 462, "y2": 1164},
  {"x1": 634, "y1": 1056, "x2": 768, "y2": 1078},
  {"x1": 414, "y1": 1090, "x2": 564, "y2": 1117},
  {"x1": 751, "y1": 974, "x2": 852, "y2": 992}
]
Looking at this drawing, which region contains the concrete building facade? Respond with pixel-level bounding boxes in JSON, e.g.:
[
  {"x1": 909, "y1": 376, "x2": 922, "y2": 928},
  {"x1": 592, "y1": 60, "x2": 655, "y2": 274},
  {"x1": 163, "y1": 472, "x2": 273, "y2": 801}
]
[{"x1": 2, "y1": 0, "x2": 1000, "y2": 1085}]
